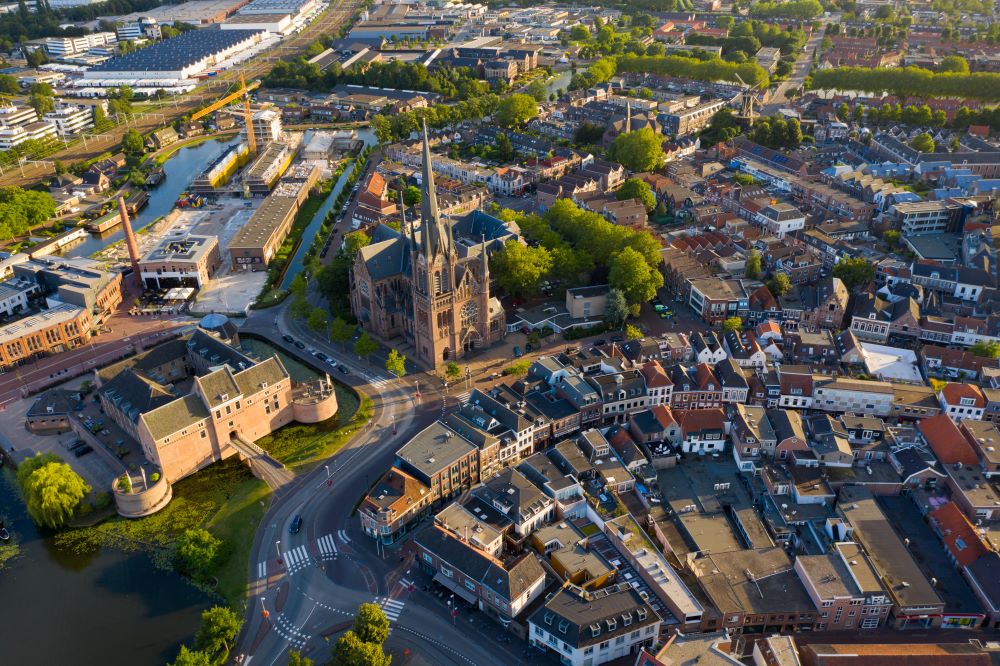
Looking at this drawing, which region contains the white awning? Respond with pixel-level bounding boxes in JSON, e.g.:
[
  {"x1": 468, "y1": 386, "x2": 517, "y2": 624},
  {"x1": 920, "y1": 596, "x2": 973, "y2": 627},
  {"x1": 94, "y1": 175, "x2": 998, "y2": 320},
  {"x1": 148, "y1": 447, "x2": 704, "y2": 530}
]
[{"x1": 433, "y1": 572, "x2": 477, "y2": 604}]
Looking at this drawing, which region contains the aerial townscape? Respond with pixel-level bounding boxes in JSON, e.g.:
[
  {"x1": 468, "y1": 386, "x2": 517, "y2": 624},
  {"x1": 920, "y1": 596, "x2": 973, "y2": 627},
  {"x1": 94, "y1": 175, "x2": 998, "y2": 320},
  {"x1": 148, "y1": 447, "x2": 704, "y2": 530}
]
[{"x1": 4, "y1": 0, "x2": 1000, "y2": 664}]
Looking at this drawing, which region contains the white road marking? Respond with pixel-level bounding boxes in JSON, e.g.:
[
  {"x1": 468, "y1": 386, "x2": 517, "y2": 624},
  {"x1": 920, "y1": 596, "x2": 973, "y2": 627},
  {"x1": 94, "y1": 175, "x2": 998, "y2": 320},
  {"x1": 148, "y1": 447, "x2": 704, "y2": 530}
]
[
  {"x1": 337, "y1": 529, "x2": 351, "y2": 543},
  {"x1": 257, "y1": 560, "x2": 267, "y2": 579},
  {"x1": 282, "y1": 545, "x2": 310, "y2": 574},
  {"x1": 378, "y1": 597, "x2": 405, "y2": 621},
  {"x1": 317, "y1": 533, "x2": 338, "y2": 559}
]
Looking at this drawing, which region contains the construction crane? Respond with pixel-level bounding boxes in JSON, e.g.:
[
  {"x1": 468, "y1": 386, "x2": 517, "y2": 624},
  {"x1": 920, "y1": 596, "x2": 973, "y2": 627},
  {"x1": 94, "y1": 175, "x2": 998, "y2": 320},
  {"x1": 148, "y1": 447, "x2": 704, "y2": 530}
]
[
  {"x1": 191, "y1": 74, "x2": 261, "y2": 154},
  {"x1": 730, "y1": 73, "x2": 765, "y2": 126}
]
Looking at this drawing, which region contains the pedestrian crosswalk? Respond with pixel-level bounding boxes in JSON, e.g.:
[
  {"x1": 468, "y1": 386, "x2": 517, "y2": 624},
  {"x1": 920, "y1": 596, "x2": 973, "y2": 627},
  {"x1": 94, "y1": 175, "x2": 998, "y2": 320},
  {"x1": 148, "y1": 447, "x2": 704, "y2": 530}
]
[
  {"x1": 282, "y1": 544, "x2": 311, "y2": 574},
  {"x1": 337, "y1": 529, "x2": 352, "y2": 544},
  {"x1": 452, "y1": 390, "x2": 471, "y2": 403},
  {"x1": 257, "y1": 560, "x2": 267, "y2": 580},
  {"x1": 378, "y1": 597, "x2": 405, "y2": 622},
  {"x1": 361, "y1": 371, "x2": 393, "y2": 389},
  {"x1": 272, "y1": 613, "x2": 309, "y2": 649},
  {"x1": 317, "y1": 533, "x2": 338, "y2": 560}
]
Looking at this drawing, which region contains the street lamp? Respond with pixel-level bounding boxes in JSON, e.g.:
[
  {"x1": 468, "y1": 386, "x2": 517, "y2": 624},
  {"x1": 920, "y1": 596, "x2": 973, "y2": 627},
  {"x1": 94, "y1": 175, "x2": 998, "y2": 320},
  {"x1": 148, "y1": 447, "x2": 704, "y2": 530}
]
[{"x1": 275, "y1": 539, "x2": 281, "y2": 562}]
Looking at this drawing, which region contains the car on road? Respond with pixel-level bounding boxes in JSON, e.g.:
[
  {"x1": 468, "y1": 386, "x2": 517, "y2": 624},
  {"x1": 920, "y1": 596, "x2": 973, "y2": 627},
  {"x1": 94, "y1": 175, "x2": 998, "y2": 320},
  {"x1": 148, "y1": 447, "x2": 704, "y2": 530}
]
[
  {"x1": 315, "y1": 351, "x2": 329, "y2": 362},
  {"x1": 293, "y1": 340, "x2": 305, "y2": 349},
  {"x1": 513, "y1": 346, "x2": 522, "y2": 357},
  {"x1": 74, "y1": 445, "x2": 93, "y2": 457},
  {"x1": 338, "y1": 365, "x2": 349, "y2": 375},
  {"x1": 282, "y1": 334, "x2": 294, "y2": 343},
  {"x1": 289, "y1": 514, "x2": 302, "y2": 534}
]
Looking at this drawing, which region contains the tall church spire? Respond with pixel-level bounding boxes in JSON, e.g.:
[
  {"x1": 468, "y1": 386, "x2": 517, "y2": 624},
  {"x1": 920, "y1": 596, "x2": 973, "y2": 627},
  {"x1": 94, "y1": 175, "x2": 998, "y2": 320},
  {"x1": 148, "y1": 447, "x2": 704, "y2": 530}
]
[{"x1": 420, "y1": 120, "x2": 447, "y2": 261}]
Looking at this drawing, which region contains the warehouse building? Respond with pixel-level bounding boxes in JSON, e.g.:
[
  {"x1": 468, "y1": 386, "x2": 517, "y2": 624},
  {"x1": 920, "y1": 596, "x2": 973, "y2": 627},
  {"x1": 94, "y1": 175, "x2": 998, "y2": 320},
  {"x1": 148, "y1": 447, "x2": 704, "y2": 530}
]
[
  {"x1": 139, "y1": 235, "x2": 221, "y2": 289},
  {"x1": 228, "y1": 195, "x2": 299, "y2": 268},
  {"x1": 83, "y1": 28, "x2": 265, "y2": 80}
]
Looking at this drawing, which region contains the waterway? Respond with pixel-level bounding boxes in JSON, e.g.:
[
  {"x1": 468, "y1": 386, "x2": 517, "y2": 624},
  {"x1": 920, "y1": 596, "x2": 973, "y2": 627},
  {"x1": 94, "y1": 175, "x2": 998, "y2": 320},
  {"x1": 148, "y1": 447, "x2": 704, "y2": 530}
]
[
  {"x1": 0, "y1": 469, "x2": 210, "y2": 666},
  {"x1": 278, "y1": 128, "x2": 377, "y2": 290},
  {"x1": 62, "y1": 137, "x2": 241, "y2": 259}
]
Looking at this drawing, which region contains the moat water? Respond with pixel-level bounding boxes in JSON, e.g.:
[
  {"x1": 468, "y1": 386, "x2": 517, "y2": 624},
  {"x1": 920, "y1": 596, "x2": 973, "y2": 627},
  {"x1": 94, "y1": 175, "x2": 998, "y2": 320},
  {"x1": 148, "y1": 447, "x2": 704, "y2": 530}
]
[{"x1": 0, "y1": 469, "x2": 210, "y2": 666}]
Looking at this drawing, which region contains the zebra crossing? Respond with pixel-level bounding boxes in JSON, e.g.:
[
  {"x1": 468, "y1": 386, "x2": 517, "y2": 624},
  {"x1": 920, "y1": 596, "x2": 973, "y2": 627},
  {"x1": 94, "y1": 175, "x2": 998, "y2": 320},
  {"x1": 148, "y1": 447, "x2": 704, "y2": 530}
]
[
  {"x1": 272, "y1": 613, "x2": 309, "y2": 649},
  {"x1": 317, "y1": 533, "x2": 338, "y2": 560},
  {"x1": 257, "y1": 560, "x2": 268, "y2": 580},
  {"x1": 282, "y1": 544, "x2": 311, "y2": 574},
  {"x1": 378, "y1": 597, "x2": 405, "y2": 622},
  {"x1": 361, "y1": 371, "x2": 393, "y2": 389},
  {"x1": 452, "y1": 390, "x2": 471, "y2": 403}
]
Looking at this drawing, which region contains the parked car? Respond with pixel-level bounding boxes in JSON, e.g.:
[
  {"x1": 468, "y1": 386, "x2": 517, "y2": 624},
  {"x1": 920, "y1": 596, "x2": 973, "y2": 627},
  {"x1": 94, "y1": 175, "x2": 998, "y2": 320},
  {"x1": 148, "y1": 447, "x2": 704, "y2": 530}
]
[
  {"x1": 74, "y1": 445, "x2": 93, "y2": 457},
  {"x1": 282, "y1": 334, "x2": 294, "y2": 343},
  {"x1": 294, "y1": 340, "x2": 305, "y2": 349},
  {"x1": 338, "y1": 365, "x2": 350, "y2": 375},
  {"x1": 513, "y1": 346, "x2": 523, "y2": 357},
  {"x1": 315, "y1": 352, "x2": 329, "y2": 362}
]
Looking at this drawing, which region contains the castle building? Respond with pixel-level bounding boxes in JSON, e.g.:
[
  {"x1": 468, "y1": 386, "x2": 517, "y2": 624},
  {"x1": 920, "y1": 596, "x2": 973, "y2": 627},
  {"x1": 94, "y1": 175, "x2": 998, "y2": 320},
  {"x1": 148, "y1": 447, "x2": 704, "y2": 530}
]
[{"x1": 351, "y1": 124, "x2": 513, "y2": 367}]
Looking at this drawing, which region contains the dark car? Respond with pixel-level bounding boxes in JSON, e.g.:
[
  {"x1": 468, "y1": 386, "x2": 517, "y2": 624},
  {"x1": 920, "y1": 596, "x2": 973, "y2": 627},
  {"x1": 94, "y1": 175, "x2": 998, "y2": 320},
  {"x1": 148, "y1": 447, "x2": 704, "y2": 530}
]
[
  {"x1": 594, "y1": 339, "x2": 607, "y2": 346},
  {"x1": 338, "y1": 365, "x2": 350, "y2": 375},
  {"x1": 282, "y1": 334, "x2": 294, "y2": 343},
  {"x1": 315, "y1": 352, "x2": 329, "y2": 362},
  {"x1": 68, "y1": 440, "x2": 86, "y2": 452},
  {"x1": 289, "y1": 514, "x2": 302, "y2": 534},
  {"x1": 74, "y1": 445, "x2": 93, "y2": 457},
  {"x1": 293, "y1": 340, "x2": 305, "y2": 349}
]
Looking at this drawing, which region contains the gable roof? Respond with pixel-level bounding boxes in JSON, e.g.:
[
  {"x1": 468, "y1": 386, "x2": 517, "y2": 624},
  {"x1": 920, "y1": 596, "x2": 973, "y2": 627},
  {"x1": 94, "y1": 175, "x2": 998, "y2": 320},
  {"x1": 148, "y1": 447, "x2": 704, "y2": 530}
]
[
  {"x1": 929, "y1": 501, "x2": 991, "y2": 568},
  {"x1": 918, "y1": 414, "x2": 980, "y2": 466}
]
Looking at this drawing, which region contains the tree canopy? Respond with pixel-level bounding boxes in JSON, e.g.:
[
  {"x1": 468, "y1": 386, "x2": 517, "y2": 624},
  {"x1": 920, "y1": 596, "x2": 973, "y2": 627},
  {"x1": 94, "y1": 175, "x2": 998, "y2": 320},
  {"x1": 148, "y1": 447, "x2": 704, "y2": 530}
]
[
  {"x1": 331, "y1": 631, "x2": 391, "y2": 666},
  {"x1": 175, "y1": 528, "x2": 221, "y2": 579},
  {"x1": 385, "y1": 349, "x2": 407, "y2": 378},
  {"x1": 609, "y1": 247, "x2": 663, "y2": 306},
  {"x1": 969, "y1": 340, "x2": 1000, "y2": 359},
  {"x1": 617, "y1": 178, "x2": 656, "y2": 212},
  {"x1": 767, "y1": 272, "x2": 792, "y2": 297},
  {"x1": 722, "y1": 317, "x2": 743, "y2": 335},
  {"x1": 745, "y1": 250, "x2": 762, "y2": 279},
  {"x1": 353, "y1": 603, "x2": 390, "y2": 645},
  {"x1": 810, "y1": 66, "x2": 1000, "y2": 103},
  {"x1": 496, "y1": 93, "x2": 539, "y2": 128},
  {"x1": 609, "y1": 128, "x2": 666, "y2": 172},
  {"x1": 194, "y1": 606, "x2": 241, "y2": 662},
  {"x1": 832, "y1": 257, "x2": 875, "y2": 291},
  {"x1": 0, "y1": 186, "x2": 57, "y2": 241},
  {"x1": 605, "y1": 288, "x2": 630, "y2": 327},
  {"x1": 354, "y1": 332, "x2": 378, "y2": 359},
  {"x1": 490, "y1": 239, "x2": 552, "y2": 298},
  {"x1": 20, "y1": 459, "x2": 90, "y2": 529},
  {"x1": 749, "y1": 0, "x2": 823, "y2": 19},
  {"x1": 909, "y1": 132, "x2": 936, "y2": 152}
]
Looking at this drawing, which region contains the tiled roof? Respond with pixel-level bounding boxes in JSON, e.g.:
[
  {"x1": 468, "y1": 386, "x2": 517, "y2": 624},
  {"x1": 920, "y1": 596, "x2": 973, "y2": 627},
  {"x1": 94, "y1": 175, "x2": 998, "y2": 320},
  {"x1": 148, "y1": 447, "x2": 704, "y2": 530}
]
[
  {"x1": 918, "y1": 414, "x2": 980, "y2": 466},
  {"x1": 939, "y1": 382, "x2": 986, "y2": 408},
  {"x1": 929, "y1": 501, "x2": 991, "y2": 568}
]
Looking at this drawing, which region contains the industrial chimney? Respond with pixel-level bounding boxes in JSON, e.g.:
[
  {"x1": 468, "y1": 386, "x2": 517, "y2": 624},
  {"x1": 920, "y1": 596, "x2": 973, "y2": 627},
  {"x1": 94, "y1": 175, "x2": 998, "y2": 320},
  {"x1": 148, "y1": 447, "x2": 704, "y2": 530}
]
[{"x1": 117, "y1": 195, "x2": 141, "y2": 288}]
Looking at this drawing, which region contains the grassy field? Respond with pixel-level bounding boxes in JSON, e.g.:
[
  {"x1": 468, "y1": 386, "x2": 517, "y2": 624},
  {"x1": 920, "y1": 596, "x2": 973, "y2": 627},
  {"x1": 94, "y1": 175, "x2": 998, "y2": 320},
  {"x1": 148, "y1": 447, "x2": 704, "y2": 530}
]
[
  {"x1": 256, "y1": 391, "x2": 373, "y2": 470},
  {"x1": 152, "y1": 133, "x2": 236, "y2": 166},
  {"x1": 54, "y1": 457, "x2": 268, "y2": 607}
]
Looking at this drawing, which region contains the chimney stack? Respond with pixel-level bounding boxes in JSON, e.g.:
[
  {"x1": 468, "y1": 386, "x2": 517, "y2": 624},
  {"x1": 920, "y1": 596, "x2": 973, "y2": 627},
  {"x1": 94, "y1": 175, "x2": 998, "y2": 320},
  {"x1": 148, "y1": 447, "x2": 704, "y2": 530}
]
[{"x1": 117, "y1": 195, "x2": 141, "y2": 287}]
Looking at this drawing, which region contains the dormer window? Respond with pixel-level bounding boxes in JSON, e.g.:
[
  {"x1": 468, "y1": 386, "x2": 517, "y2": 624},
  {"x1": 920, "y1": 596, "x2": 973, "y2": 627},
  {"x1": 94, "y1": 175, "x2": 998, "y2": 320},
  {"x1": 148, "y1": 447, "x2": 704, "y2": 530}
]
[
  {"x1": 606, "y1": 618, "x2": 617, "y2": 631},
  {"x1": 622, "y1": 613, "x2": 633, "y2": 626},
  {"x1": 590, "y1": 623, "x2": 601, "y2": 637},
  {"x1": 637, "y1": 608, "x2": 648, "y2": 621},
  {"x1": 960, "y1": 397, "x2": 975, "y2": 406},
  {"x1": 557, "y1": 620, "x2": 569, "y2": 634},
  {"x1": 220, "y1": 393, "x2": 229, "y2": 401},
  {"x1": 544, "y1": 612, "x2": 554, "y2": 626}
]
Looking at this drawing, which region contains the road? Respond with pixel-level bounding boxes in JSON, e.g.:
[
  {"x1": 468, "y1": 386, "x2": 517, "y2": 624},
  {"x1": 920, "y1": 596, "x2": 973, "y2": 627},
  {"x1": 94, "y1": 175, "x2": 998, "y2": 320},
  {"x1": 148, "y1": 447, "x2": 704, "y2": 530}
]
[
  {"x1": 0, "y1": 0, "x2": 363, "y2": 188},
  {"x1": 235, "y1": 300, "x2": 543, "y2": 666},
  {"x1": 761, "y1": 24, "x2": 828, "y2": 116}
]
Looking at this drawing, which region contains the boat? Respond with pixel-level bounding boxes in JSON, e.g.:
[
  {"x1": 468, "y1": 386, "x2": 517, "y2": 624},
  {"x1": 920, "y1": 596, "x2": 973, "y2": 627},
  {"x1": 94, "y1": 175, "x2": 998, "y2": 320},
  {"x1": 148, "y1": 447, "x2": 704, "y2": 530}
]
[{"x1": 0, "y1": 520, "x2": 8, "y2": 541}]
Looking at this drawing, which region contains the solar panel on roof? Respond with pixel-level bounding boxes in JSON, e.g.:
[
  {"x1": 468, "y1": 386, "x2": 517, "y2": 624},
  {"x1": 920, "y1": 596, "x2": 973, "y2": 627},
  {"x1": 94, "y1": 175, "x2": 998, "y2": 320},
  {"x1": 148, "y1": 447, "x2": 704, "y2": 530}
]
[{"x1": 90, "y1": 28, "x2": 265, "y2": 73}]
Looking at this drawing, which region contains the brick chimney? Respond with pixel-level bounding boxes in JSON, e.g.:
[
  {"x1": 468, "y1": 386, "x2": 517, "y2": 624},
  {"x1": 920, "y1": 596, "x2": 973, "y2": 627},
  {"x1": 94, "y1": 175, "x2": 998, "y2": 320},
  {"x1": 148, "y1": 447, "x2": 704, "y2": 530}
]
[{"x1": 117, "y1": 195, "x2": 141, "y2": 288}]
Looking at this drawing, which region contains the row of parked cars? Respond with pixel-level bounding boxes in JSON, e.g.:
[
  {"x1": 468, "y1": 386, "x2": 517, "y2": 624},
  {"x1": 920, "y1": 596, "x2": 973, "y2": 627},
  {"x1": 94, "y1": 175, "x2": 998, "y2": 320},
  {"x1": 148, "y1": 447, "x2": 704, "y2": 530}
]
[{"x1": 281, "y1": 335, "x2": 350, "y2": 375}]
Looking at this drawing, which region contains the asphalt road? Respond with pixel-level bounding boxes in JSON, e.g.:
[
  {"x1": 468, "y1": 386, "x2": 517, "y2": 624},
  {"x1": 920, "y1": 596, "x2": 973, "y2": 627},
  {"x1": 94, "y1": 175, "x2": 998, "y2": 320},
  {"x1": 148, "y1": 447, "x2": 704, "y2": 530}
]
[
  {"x1": 234, "y1": 301, "x2": 538, "y2": 666},
  {"x1": 762, "y1": 21, "x2": 830, "y2": 116}
]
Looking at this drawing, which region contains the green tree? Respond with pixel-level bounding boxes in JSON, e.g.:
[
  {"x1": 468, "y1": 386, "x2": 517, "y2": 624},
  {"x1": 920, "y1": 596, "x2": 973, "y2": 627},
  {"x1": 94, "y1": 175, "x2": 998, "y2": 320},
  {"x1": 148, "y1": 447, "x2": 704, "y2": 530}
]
[
  {"x1": 385, "y1": 349, "x2": 407, "y2": 378},
  {"x1": 490, "y1": 239, "x2": 552, "y2": 298},
  {"x1": 402, "y1": 185, "x2": 421, "y2": 207},
  {"x1": 0, "y1": 73, "x2": 18, "y2": 95},
  {"x1": 831, "y1": 257, "x2": 875, "y2": 291},
  {"x1": 444, "y1": 361, "x2": 462, "y2": 383},
  {"x1": 503, "y1": 359, "x2": 531, "y2": 376},
  {"x1": 169, "y1": 646, "x2": 211, "y2": 666},
  {"x1": 734, "y1": 173, "x2": 755, "y2": 186},
  {"x1": 616, "y1": 178, "x2": 656, "y2": 212},
  {"x1": 353, "y1": 602, "x2": 390, "y2": 645},
  {"x1": 932, "y1": 109, "x2": 947, "y2": 128},
  {"x1": 496, "y1": 93, "x2": 539, "y2": 128},
  {"x1": 307, "y1": 307, "x2": 329, "y2": 335},
  {"x1": 290, "y1": 293, "x2": 311, "y2": 320},
  {"x1": 909, "y1": 132, "x2": 935, "y2": 152},
  {"x1": 836, "y1": 102, "x2": 850, "y2": 121},
  {"x1": 121, "y1": 128, "x2": 144, "y2": 156},
  {"x1": 331, "y1": 630, "x2": 391, "y2": 666},
  {"x1": 767, "y1": 272, "x2": 792, "y2": 297},
  {"x1": 938, "y1": 55, "x2": 969, "y2": 74},
  {"x1": 330, "y1": 317, "x2": 354, "y2": 350},
  {"x1": 569, "y1": 24, "x2": 591, "y2": 41},
  {"x1": 883, "y1": 230, "x2": 900, "y2": 247},
  {"x1": 722, "y1": 316, "x2": 743, "y2": 335},
  {"x1": 354, "y1": 332, "x2": 378, "y2": 360},
  {"x1": 609, "y1": 127, "x2": 666, "y2": 172},
  {"x1": 175, "y1": 528, "x2": 221, "y2": 578},
  {"x1": 496, "y1": 132, "x2": 514, "y2": 162},
  {"x1": 609, "y1": 247, "x2": 663, "y2": 306},
  {"x1": 605, "y1": 288, "x2": 630, "y2": 327},
  {"x1": 28, "y1": 92, "x2": 54, "y2": 116},
  {"x1": 288, "y1": 651, "x2": 315, "y2": 666},
  {"x1": 194, "y1": 606, "x2": 241, "y2": 660},
  {"x1": 15, "y1": 451, "x2": 61, "y2": 488},
  {"x1": 745, "y1": 250, "x2": 762, "y2": 279},
  {"x1": 624, "y1": 323, "x2": 643, "y2": 340},
  {"x1": 21, "y1": 460, "x2": 90, "y2": 529},
  {"x1": 970, "y1": 340, "x2": 1000, "y2": 359},
  {"x1": 526, "y1": 79, "x2": 548, "y2": 102}
]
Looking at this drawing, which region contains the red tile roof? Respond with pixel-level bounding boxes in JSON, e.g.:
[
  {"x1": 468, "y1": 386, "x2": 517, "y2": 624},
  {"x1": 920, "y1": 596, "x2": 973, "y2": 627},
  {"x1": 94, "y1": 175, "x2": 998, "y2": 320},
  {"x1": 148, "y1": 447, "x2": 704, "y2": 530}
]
[
  {"x1": 939, "y1": 383, "x2": 986, "y2": 408},
  {"x1": 918, "y1": 414, "x2": 980, "y2": 466},
  {"x1": 650, "y1": 404, "x2": 676, "y2": 429},
  {"x1": 693, "y1": 363, "x2": 719, "y2": 391},
  {"x1": 929, "y1": 501, "x2": 992, "y2": 568},
  {"x1": 677, "y1": 408, "x2": 726, "y2": 434},
  {"x1": 641, "y1": 360, "x2": 673, "y2": 388}
]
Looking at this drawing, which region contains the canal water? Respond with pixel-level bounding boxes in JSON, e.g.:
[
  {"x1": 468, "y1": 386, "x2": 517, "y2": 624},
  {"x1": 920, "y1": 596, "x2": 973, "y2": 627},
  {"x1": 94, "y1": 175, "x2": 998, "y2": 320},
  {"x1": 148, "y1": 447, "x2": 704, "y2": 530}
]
[
  {"x1": 63, "y1": 137, "x2": 241, "y2": 259},
  {"x1": 0, "y1": 469, "x2": 210, "y2": 665},
  {"x1": 279, "y1": 128, "x2": 377, "y2": 290}
]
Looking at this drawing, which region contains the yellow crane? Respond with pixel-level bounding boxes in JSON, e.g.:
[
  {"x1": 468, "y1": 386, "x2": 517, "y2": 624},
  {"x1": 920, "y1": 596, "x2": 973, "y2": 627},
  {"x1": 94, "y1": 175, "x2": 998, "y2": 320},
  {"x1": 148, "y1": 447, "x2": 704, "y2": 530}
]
[{"x1": 191, "y1": 74, "x2": 261, "y2": 154}]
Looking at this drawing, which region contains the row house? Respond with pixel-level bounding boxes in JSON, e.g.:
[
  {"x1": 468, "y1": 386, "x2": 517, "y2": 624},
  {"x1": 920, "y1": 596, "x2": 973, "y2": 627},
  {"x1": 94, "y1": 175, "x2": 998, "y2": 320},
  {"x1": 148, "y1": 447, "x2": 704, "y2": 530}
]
[
  {"x1": 723, "y1": 330, "x2": 767, "y2": 368},
  {"x1": 589, "y1": 370, "x2": 647, "y2": 423},
  {"x1": 359, "y1": 466, "x2": 433, "y2": 544},
  {"x1": 795, "y1": 543, "x2": 894, "y2": 631},
  {"x1": 692, "y1": 331, "x2": 727, "y2": 365},
  {"x1": 677, "y1": 407, "x2": 727, "y2": 453},
  {"x1": 668, "y1": 363, "x2": 723, "y2": 410},
  {"x1": 395, "y1": 421, "x2": 482, "y2": 502},
  {"x1": 716, "y1": 358, "x2": 750, "y2": 404},
  {"x1": 731, "y1": 403, "x2": 776, "y2": 471}
]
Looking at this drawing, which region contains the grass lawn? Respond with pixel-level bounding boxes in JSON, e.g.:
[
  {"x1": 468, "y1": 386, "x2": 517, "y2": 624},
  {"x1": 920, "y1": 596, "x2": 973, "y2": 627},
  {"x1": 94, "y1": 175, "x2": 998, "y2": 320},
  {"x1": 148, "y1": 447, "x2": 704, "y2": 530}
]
[
  {"x1": 256, "y1": 391, "x2": 373, "y2": 470},
  {"x1": 152, "y1": 132, "x2": 236, "y2": 166},
  {"x1": 54, "y1": 456, "x2": 268, "y2": 608}
]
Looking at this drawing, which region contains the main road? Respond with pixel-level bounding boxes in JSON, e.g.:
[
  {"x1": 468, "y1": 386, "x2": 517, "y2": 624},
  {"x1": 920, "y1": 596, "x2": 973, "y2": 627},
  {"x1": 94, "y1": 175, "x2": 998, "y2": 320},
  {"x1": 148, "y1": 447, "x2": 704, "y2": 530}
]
[
  {"x1": 761, "y1": 17, "x2": 834, "y2": 116},
  {"x1": 234, "y1": 302, "x2": 542, "y2": 666}
]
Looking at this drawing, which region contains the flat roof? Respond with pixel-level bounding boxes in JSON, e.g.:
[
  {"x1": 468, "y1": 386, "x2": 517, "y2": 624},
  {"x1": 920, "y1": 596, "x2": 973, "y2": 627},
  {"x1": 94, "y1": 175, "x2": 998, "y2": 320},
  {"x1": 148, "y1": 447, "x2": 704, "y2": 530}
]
[
  {"x1": 229, "y1": 195, "x2": 297, "y2": 250},
  {"x1": 109, "y1": 0, "x2": 248, "y2": 23},
  {"x1": 141, "y1": 234, "x2": 218, "y2": 264},
  {"x1": 396, "y1": 421, "x2": 478, "y2": 478},
  {"x1": 0, "y1": 302, "x2": 83, "y2": 343},
  {"x1": 89, "y1": 28, "x2": 263, "y2": 72},
  {"x1": 859, "y1": 342, "x2": 922, "y2": 383}
]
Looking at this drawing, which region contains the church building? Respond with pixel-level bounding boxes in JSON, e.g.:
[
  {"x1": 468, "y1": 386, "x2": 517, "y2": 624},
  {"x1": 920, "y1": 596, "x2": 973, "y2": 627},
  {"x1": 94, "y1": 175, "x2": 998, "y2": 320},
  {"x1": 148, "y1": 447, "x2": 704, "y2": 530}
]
[{"x1": 350, "y1": 124, "x2": 516, "y2": 367}]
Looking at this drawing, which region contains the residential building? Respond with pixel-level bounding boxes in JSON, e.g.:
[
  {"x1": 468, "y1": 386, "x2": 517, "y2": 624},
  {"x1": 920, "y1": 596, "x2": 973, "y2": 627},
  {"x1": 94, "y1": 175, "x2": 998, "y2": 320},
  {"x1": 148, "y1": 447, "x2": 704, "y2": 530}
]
[
  {"x1": 395, "y1": 421, "x2": 481, "y2": 502},
  {"x1": 688, "y1": 278, "x2": 748, "y2": 325},
  {"x1": 938, "y1": 383, "x2": 986, "y2": 421},
  {"x1": 359, "y1": 466, "x2": 432, "y2": 544},
  {"x1": 812, "y1": 378, "x2": 894, "y2": 417},
  {"x1": 44, "y1": 105, "x2": 94, "y2": 137},
  {"x1": 795, "y1": 543, "x2": 894, "y2": 630}
]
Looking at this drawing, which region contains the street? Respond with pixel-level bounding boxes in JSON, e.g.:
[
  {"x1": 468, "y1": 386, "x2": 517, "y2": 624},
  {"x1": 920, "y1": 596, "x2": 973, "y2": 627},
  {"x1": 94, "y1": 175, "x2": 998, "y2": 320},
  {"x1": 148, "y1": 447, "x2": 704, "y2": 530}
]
[{"x1": 762, "y1": 19, "x2": 832, "y2": 116}]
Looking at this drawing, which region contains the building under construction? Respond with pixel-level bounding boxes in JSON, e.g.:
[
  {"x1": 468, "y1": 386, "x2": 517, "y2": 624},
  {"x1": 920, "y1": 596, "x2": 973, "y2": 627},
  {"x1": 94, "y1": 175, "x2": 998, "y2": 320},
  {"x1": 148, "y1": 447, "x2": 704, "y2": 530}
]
[
  {"x1": 191, "y1": 141, "x2": 250, "y2": 193},
  {"x1": 245, "y1": 141, "x2": 293, "y2": 195}
]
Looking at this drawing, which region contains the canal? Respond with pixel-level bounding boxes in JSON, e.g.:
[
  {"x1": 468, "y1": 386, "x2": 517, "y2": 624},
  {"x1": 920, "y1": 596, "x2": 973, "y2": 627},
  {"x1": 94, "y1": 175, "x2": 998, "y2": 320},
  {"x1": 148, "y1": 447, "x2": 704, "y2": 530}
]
[
  {"x1": 278, "y1": 128, "x2": 377, "y2": 291},
  {"x1": 0, "y1": 469, "x2": 210, "y2": 665},
  {"x1": 62, "y1": 136, "x2": 241, "y2": 259}
]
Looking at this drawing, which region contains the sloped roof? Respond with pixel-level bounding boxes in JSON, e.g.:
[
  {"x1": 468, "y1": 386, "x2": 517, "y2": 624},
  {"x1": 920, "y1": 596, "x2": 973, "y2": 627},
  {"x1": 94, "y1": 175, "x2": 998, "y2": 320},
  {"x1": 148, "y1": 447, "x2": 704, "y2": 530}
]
[{"x1": 918, "y1": 414, "x2": 980, "y2": 466}]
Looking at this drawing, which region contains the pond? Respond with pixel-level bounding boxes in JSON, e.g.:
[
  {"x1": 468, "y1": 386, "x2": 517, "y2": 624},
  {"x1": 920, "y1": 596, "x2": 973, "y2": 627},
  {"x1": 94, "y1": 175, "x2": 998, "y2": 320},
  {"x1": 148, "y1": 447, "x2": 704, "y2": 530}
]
[{"x1": 0, "y1": 468, "x2": 210, "y2": 666}]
